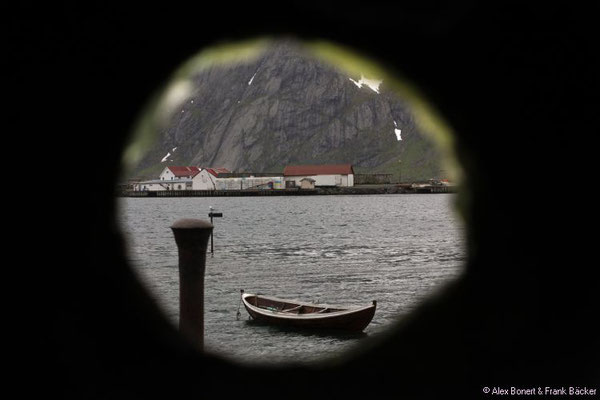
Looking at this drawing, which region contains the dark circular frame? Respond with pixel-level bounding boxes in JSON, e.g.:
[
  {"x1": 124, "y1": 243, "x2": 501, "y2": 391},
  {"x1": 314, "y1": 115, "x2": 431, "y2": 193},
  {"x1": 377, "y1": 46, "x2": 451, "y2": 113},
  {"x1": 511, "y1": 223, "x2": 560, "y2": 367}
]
[{"x1": 35, "y1": 3, "x2": 599, "y2": 398}]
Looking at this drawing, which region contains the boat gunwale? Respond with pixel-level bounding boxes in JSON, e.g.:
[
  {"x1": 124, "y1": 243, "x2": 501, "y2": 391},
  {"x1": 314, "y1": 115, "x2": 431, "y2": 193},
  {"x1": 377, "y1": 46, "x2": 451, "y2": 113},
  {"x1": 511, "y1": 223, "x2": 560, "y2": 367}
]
[{"x1": 241, "y1": 293, "x2": 375, "y2": 321}]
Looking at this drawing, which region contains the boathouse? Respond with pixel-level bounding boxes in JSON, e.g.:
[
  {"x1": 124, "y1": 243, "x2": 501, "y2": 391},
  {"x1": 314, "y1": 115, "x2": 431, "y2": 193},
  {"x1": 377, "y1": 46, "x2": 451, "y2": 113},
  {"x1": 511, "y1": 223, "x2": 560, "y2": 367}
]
[{"x1": 283, "y1": 164, "x2": 355, "y2": 187}]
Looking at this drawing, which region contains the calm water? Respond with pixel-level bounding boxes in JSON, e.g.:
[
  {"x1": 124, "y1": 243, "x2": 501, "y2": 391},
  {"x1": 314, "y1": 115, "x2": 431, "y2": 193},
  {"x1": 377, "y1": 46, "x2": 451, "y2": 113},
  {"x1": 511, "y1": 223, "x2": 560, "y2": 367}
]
[{"x1": 117, "y1": 194, "x2": 465, "y2": 365}]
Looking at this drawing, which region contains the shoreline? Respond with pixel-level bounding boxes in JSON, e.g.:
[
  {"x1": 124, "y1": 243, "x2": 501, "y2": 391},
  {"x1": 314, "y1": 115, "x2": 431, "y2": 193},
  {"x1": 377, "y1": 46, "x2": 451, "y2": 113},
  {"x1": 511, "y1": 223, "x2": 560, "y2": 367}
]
[{"x1": 118, "y1": 184, "x2": 457, "y2": 198}]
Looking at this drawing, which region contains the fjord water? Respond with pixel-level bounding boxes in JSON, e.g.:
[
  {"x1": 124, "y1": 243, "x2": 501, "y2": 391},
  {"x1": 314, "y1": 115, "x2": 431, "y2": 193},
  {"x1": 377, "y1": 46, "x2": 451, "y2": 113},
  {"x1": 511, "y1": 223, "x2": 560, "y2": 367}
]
[{"x1": 118, "y1": 194, "x2": 465, "y2": 364}]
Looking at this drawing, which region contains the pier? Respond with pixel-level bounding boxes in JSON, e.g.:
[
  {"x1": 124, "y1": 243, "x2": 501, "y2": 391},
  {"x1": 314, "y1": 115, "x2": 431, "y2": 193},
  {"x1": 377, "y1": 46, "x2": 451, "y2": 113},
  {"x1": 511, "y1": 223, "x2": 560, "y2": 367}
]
[{"x1": 119, "y1": 184, "x2": 457, "y2": 197}]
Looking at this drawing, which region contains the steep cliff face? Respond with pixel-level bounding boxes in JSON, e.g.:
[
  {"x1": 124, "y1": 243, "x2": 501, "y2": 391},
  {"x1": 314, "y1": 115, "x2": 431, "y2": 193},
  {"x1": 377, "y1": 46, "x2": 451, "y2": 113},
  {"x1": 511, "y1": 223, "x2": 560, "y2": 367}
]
[{"x1": 132, "y1": 40, "x2": 442, "y2": 180}]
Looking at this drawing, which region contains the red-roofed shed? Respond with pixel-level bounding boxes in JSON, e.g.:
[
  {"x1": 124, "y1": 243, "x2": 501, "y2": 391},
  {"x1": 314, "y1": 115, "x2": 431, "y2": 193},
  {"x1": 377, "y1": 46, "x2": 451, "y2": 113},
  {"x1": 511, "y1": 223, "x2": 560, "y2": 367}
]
[
  {"x1": 283, "y1": 164, "x2": 354, "y2": 187},
  {"x1": 283, "y1": 164, "x2": 354, "y2": 176}
]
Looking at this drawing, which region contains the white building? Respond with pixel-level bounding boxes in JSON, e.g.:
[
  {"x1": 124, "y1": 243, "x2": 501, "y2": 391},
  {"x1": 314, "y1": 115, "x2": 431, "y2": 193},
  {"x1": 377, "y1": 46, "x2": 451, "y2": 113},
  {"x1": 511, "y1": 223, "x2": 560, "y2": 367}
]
[
  {"x1": 191, "y1": 167, "x2": 231, "y2": 190},
  {"x1": 192, "y1": 168, "x2": 284, "y2": 191},
  {"x1": 192, "y1": 169, "x2": 217, "y2": 190},
  {"x1": 215, "y1": 176, "x2": 284, "y2": 190},
  {"x1": 134, "y1": 179, "x2": 192, "y2": 191},
  {"x1": 283, "y1": 164, "x2": 354, "y2": 187},
  {"x1": 159, "y1": 166, "x2": 201, "y2": 181},
  {"x1": 132, "y1": 166, "x2": 200, "y2": 191}
]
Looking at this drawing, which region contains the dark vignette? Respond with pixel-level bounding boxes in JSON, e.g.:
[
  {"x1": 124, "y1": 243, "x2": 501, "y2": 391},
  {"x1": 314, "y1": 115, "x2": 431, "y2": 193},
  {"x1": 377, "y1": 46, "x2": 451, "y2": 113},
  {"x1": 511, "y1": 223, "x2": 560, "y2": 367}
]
[{"x1": 12, "y1": 2, "x2": 599, "y2": 398}]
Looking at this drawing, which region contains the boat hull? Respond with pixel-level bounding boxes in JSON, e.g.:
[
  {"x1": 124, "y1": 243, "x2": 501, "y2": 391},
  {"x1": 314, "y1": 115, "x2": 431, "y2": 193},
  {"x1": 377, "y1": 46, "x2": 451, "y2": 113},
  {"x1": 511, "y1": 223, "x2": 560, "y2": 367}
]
[{"x1": 242, "y1": 293, "x2": 376, "y2": 332}]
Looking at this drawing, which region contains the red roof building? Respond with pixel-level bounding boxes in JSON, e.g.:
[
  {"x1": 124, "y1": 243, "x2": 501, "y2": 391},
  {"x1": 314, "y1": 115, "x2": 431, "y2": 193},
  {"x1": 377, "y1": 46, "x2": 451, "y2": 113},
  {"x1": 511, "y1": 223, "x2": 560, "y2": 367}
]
[
  {"x1": 159, "y1": 166, "x2": 201, "y2": 180},
  {"x1": 168, "y1": 166, "x2": 201, "y2": 177},
  {"x1": 283, "y1": 164, "x2": 355, "y2": 187},
  {"x1": 201, "y1": 167, "x2": 231, "y2": 177},
  {"x1": 283, "y1": 164, "x2": 354, "y2": 176}
]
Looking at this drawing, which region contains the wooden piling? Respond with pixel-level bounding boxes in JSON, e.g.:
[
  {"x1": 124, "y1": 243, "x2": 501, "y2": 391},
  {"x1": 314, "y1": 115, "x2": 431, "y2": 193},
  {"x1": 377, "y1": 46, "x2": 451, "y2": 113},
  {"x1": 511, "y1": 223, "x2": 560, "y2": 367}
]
[{"x1": 170, "y1": 219, "x2": 213, "y2": 350}]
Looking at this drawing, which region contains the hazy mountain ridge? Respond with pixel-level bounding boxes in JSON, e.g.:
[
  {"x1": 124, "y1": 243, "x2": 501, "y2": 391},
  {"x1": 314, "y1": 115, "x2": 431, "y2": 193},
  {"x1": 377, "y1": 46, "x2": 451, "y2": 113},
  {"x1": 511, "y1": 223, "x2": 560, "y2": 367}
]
[{"x1": 132, "y1": 41, "x2": 442, "y2": 181}]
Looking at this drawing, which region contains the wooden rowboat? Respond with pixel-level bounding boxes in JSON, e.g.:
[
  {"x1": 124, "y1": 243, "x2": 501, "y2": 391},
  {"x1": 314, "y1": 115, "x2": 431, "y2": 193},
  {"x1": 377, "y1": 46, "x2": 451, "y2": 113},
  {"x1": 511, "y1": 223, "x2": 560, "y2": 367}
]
[{"x1": 241, "y1": 291, "x2": 376, "y2": 332}]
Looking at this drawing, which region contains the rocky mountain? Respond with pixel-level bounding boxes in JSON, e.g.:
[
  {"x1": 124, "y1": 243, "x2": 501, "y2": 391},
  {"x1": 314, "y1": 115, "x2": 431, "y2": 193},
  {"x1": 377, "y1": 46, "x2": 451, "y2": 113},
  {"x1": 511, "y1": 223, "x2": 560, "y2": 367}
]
[{"x1": 131, "y1": 40, "x2": 443, "y2": 181}]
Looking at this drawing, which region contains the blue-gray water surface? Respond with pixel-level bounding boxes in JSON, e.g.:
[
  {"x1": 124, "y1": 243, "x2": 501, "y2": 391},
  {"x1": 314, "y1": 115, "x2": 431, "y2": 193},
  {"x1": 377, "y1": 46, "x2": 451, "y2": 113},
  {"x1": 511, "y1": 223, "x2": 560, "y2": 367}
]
[{"x1": 117, "y1": 194, "x2": 465, "y2": 365}]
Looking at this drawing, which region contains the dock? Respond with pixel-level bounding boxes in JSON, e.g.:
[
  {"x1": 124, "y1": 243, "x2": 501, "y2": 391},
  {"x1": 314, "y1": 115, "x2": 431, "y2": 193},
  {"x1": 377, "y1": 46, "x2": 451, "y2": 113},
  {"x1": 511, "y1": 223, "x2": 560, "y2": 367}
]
[{"x1": 119, "y1": 184, "x2": 456, "y2": 197}]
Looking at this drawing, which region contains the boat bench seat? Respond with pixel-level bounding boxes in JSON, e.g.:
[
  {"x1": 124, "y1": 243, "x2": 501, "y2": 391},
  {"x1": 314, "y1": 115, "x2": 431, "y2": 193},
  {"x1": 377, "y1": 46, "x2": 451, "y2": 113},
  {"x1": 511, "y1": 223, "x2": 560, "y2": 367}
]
[{"x1": 281, "y1": 305, "x2": 302, "y2": 313}]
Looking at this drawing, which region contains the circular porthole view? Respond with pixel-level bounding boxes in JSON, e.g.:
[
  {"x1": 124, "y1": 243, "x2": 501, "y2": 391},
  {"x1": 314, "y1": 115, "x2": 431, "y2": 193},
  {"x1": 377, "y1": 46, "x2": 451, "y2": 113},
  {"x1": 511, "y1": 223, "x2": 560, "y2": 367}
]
[{"x1": 117, "y1": 37, "x2": 466, "y2": 365}]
